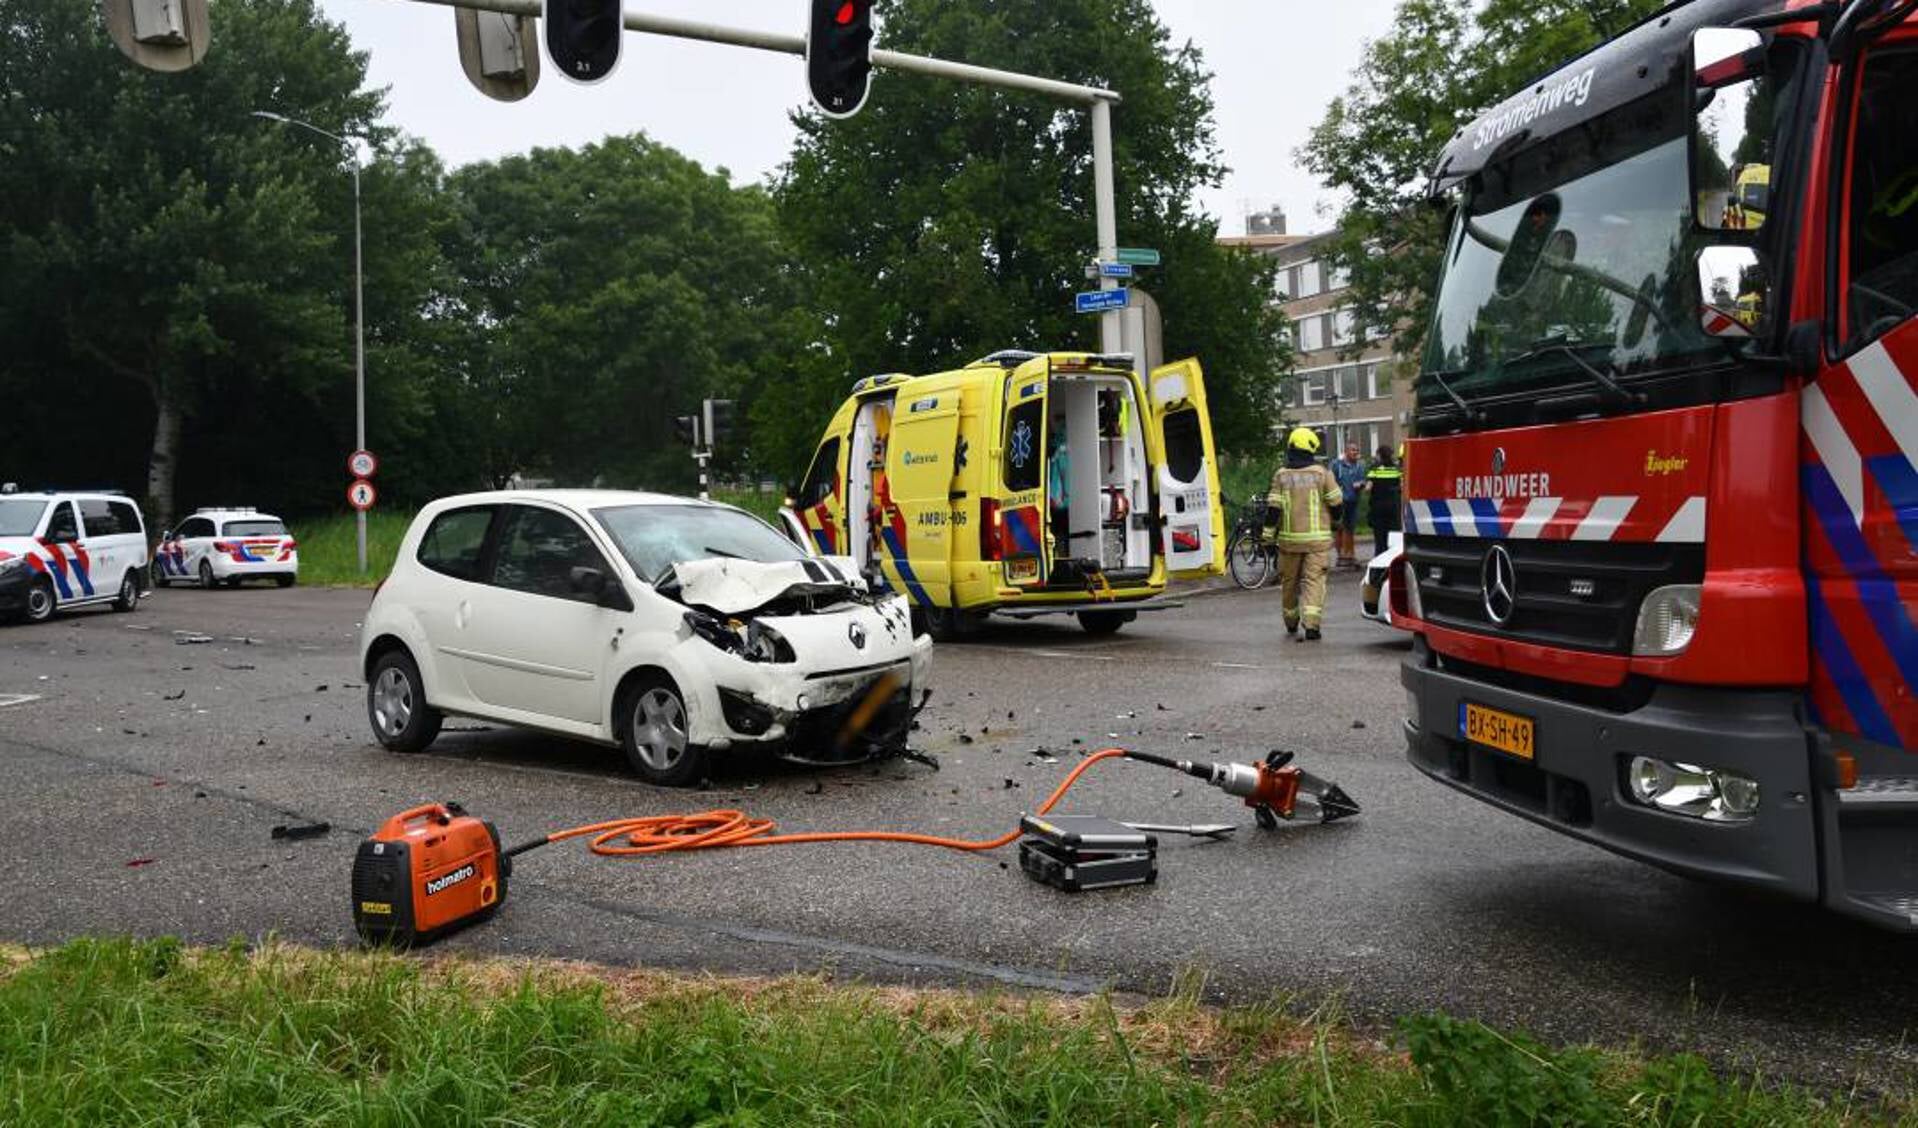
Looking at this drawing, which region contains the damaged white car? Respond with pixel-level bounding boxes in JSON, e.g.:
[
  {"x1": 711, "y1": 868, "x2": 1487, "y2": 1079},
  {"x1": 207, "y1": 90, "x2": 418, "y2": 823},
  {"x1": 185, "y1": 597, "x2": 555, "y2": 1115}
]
[{"x1": 359, "y1": 490, "x2": 932, "y2": 785}]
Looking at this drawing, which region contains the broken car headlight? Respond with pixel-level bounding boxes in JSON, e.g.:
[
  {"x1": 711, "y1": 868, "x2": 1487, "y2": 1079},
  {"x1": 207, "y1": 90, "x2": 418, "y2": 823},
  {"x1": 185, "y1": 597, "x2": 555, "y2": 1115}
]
[
  {"x1": 684, "y1": 612, "x2": 794, "y2": 663},
  {"x1": 745, "y1": 621, "x2": 795, "y2": 663}
]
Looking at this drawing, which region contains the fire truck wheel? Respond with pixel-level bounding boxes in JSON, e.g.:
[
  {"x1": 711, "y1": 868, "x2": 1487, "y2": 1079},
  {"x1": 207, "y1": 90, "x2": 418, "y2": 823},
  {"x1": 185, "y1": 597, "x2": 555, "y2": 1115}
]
[
  {"x1": 113, "y1": 571, "x2": 139, "y2": 612},
  {"x1": 24, "y1": 578, "x2": 56, "y2": 624}
]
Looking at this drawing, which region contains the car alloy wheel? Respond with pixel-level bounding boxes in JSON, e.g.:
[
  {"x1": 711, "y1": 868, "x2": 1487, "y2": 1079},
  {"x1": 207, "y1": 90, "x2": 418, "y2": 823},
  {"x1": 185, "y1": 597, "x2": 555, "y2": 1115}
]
[
  {"x1": 25, "y1": 580, "x2": 54, "y2": 623},
  {"x1": 630, "y1": 687, "x2": 689, "y2": 773},
  {"x1": 199, "y1": 561, "x2": 216, "y2": 590},
  {"x1": 114, "y1": 572, "x2": 138, "y2": 612},
  {"x1": 371, "y1": 665, "x2": 414, "y2": 740}
]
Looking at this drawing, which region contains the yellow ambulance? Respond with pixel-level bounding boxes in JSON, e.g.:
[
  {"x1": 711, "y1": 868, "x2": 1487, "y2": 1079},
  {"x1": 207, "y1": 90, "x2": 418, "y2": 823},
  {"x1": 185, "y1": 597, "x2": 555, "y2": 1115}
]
[{"x1": 780, "y1": 350, "x2": 1224, "y2": 638}]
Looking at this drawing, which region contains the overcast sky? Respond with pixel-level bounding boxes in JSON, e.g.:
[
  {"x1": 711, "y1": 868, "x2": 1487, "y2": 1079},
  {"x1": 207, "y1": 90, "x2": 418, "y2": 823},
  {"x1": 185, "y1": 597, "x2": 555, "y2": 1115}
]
[{"x1": 315, "y1": 0, "x2": 1402, "y2": 238}]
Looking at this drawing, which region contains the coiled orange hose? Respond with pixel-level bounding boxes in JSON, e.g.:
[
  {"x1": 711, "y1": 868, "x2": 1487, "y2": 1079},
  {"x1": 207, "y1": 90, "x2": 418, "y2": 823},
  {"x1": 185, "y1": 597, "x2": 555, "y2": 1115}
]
[{"x1": 542, "y1": 747, "x2": 1130, "y2": 858}]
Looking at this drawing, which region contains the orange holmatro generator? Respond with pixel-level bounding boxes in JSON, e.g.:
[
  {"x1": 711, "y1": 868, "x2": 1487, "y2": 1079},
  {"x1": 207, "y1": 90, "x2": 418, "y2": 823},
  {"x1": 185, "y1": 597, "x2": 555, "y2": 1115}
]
[{"x1": 351, "y1": 802, "x2": 507, "y2": 946}]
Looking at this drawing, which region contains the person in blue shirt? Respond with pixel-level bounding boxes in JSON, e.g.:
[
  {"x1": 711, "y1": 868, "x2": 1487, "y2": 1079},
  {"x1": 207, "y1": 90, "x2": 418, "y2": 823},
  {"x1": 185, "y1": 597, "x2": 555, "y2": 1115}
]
[{"x1": 1331, "y1": 442, "x2": 1366, "y2": 569}]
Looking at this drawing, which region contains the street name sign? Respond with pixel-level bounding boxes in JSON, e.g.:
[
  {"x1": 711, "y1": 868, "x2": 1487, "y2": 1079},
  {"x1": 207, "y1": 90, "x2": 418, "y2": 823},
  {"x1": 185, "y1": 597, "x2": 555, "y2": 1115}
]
[{"x1": 1075, "y1": 288, "x2": 1130, "y2": 314}]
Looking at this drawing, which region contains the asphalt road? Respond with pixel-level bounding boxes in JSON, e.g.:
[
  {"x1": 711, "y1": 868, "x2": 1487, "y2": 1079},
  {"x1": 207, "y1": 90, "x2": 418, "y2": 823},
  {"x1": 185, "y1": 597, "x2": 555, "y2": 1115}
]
[{"x1": 0, "y1": 580, "x2": 1912, "y2": 1093}]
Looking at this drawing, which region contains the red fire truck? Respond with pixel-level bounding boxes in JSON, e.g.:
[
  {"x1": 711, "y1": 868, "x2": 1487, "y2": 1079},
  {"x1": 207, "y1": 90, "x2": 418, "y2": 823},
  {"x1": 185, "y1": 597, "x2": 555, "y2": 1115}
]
[{"x1": 1396, "y1": 0, "x2": 1916, "y2": 930}]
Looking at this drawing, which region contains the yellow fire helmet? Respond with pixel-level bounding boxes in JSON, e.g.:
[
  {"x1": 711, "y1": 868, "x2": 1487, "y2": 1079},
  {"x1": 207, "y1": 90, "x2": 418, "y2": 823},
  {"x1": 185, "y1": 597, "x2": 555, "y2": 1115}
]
[{"x1": 1286, "y1": 426, "x2": 1323, "y2": 454}]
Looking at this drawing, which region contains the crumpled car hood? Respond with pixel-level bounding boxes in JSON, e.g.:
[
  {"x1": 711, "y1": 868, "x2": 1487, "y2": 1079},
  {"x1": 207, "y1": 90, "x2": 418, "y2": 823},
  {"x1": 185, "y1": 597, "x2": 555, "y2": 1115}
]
[{"x1": 663, "y1": 555, "x2": 866, "y2": 616}]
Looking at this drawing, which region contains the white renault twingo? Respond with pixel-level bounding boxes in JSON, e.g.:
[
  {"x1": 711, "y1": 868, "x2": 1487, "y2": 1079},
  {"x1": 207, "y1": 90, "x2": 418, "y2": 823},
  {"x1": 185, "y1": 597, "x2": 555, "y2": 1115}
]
[{"x1": 360, "y1": 490, "x2": 932, "y2": 785}]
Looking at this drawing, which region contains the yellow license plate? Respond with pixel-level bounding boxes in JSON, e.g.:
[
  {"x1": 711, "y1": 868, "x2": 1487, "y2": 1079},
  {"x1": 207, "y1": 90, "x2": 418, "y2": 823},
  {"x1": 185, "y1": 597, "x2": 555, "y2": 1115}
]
[
  {"x1": 1006, "y1": 557, "x2": 1039, "y2": 582},
  {"x1": 1461, "y1": 703, "x2": 1534, "y2": 760}
]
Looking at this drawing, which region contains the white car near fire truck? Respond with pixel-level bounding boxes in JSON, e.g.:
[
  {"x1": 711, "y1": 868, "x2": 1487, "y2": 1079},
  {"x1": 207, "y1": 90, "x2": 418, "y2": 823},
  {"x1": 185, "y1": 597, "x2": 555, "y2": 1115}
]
[{"x1": 152, "y1": 507, "x2": 299, "y2": 589}]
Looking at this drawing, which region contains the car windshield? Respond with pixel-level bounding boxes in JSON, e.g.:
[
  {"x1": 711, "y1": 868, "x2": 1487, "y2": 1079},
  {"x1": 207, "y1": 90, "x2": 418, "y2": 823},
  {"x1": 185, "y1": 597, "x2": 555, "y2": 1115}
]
[
  {"x1": 0, "y1": 499, "x2": 47, "y2": 537},
  {"x1": 223, "y1": 520, "x2": 287, "y2": 537},
  {"x1": 593, "y1": 504, "x2": 807, "y2": 582},
  {"x1": 1420, "y1": 113, "x2": 1732, "y2": 410}
]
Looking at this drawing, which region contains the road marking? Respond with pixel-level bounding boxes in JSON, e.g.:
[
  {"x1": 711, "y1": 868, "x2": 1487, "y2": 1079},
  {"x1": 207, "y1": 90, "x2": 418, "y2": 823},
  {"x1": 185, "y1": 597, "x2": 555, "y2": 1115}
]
[
  {"x1": 0, "y1": 694, "x2": 44, "y2": 709},
  {"x1": 1210, "y1": 661, "x2": 1265, "y2": 670}
]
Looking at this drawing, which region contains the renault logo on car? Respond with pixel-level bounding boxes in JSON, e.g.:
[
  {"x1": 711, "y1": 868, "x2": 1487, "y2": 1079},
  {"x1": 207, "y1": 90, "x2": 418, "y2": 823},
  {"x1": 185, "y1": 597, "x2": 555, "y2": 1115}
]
[
  {"x1": 1481, "y1": 544, "x2": 1518, "y2": 625},
  {"x1": 848, "y1": 622, "x2": 868, "y2": 649}
]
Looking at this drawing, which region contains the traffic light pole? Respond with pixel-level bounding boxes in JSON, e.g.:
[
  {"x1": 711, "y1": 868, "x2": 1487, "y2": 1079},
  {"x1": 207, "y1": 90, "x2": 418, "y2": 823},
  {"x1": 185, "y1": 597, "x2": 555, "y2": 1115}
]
[{"x1": 402, "y1": 0, "x2": 1127, "y2": 353}]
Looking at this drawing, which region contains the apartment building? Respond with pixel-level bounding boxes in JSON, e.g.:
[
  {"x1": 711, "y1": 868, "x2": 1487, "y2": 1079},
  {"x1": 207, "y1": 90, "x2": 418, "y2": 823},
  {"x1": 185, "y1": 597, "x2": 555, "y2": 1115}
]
[{"x1": 1219, "y1": 215, "x2": 1413, "y2": 459}]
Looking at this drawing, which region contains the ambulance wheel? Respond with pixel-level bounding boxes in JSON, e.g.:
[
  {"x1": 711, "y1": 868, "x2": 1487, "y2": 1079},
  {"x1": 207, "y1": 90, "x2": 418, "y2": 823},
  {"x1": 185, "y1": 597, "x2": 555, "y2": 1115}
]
[
  {"x1": 112, "y1": 571, "x2": 139, "y2": 612},
  {"x1": 1076, "y1": 611, "x2": 1133, "y2": 636},
  {"x1": 618, "y1": 675, "x2": 706, "y2": 787},
  {"x1": 198, "y1": 561, "x2": 217, "y2": 590},
  {"x1": 920, "y1": 607, "x2": 982, "y2": 642},
  {"x1": 368, "y1": 650, "x2": 442, "y2": 754},
  {"x1": 23, "y1": 578, "x2": 56, "y2": 624}
]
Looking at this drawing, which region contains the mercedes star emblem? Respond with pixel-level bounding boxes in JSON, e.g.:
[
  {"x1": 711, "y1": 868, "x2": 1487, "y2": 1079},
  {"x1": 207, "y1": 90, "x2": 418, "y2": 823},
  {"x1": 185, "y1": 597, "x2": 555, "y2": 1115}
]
[
  {"x1": 1481, "y1": 544, "x2": 1518, "y2": 625},
  {"x1": 848, "y1": 621, "x2": 868, "y2": 649}
]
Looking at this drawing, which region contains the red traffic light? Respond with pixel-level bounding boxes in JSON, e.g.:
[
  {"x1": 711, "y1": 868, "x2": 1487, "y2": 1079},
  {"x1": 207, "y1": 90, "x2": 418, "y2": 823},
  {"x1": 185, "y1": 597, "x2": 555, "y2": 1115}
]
[{"x1": 835, "y1": 1, "x2": 857, "y2": 25}]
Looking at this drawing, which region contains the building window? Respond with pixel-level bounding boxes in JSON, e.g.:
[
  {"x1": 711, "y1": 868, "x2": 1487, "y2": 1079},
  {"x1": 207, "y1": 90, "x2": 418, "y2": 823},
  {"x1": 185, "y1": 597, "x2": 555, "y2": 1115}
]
[
  {"x1": 1288, "y1": 260, "x2": 1323, "y2": 299},
  {"x1": 1327, "y1": 263, "x2": 1352, "y2": 290},
  {"x1": 1332, "y1": 309, "x2": 1357, "y2": 348},
  {"x1": 1365, "y1": 363, "x2": 1386, "y2": 400},
  {"x1": 1301, "y1": 373, "x2": 1327, "y2": 406},
  {"x1": 1296, "y1": 316, "x2": 1325, "y2": 352}
]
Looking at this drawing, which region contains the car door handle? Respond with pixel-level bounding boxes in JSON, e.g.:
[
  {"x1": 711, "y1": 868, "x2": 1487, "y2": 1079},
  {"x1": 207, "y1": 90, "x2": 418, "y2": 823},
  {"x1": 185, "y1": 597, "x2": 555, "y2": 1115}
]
[{"x1": 455, "y1": 600, "x2": 472, "y2": 629}]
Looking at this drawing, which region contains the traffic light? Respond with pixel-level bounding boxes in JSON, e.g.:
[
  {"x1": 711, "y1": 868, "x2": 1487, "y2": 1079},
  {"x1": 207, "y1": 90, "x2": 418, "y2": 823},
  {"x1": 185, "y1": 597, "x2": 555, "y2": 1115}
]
[
  {"x1": 456, "y1": 9, "x2": 541, "y2": 102},
  {"x1": 674, "y1": 415, "x2": 703, "y2": 449},
  {"x1": 101, "y1": 0, "x2": 210, "y2": 71},
  {"x1": 703, "y1": 399, "x2": 737, "y2": 451},
  {"x1": 543, "y1": 0, "x2": 622, "y2": 84},
  {"x1": 805, "y1": 0, "x2": 874, "y2": 119}
]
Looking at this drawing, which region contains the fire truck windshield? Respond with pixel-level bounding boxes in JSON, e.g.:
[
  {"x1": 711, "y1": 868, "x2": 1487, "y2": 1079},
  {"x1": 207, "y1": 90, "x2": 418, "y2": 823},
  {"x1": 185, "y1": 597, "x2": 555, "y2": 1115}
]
[{"x1": 1420, "y1": 130, "x2": 1730, "y2": 420}]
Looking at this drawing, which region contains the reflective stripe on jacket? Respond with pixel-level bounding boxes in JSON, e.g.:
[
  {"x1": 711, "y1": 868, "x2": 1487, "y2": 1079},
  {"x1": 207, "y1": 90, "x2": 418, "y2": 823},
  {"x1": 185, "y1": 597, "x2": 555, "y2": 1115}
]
[{"x1": 1270, "y1": 463, "x2": 1341, "y2": 548}]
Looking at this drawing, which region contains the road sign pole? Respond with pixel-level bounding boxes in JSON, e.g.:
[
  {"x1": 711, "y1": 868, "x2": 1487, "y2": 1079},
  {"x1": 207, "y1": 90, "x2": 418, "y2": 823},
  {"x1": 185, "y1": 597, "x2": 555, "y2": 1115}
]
[
  {"x1": 697, "y1": 450, "x2": 711, "y2": 501},
  {"x1": 1090, "y1": 99, "x2": 1122, "y2": 360},
  {"x1": 352, "y1": 156, "x2": 368, "y2": 575}
]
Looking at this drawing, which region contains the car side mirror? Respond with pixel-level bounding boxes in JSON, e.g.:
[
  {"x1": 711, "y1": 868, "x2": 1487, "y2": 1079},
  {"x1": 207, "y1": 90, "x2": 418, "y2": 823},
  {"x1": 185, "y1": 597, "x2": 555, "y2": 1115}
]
[
  {"x1": 569, "y1": 565, "x2": 607, "y2": 595},
  {"x1": 1696, "y1": 245, "x2": 1767, "y2": 338},
  {"x1": 1689, "y1": 27, "x2": 1770, "y2": 233}
]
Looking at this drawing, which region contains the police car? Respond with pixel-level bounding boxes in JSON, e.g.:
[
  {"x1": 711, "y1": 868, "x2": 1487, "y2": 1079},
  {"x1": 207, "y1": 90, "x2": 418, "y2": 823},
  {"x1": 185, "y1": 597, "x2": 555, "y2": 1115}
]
[
  {"x1": 0, "y1": 486, "x2": 148, "y2": 624},
  {"x1": 152, "y1": 507, "x2": 299, "y2": 589}
]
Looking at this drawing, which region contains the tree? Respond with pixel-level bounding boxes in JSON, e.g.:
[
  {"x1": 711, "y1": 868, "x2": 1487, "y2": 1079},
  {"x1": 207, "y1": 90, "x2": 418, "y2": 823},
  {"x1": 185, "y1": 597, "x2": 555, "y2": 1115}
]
[
  {"x1": 441, "y1": 138, "x2": 799, "y2": 491},
  {"x1": 766, "y1": 0, "x2": 1289, "y2": 476},
  {"x1": 0, "y1": 0, "x2": 458, "y2": 526},
  {"x1": 1300, "y1": 0, "x2": 1665, "y2": 366}
]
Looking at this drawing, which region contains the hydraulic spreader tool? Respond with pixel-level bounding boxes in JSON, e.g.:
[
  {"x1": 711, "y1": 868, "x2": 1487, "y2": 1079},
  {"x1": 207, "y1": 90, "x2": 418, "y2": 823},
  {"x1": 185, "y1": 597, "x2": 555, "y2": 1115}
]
[{"x1": 352, "y1": 746, "x2": 1360, "y2": 945}]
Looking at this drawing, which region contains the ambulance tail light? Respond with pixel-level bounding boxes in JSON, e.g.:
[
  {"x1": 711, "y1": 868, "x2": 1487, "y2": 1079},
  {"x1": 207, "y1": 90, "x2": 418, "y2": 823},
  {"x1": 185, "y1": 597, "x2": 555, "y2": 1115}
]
[{"x1": 980, "y1": 499, "x2": 1004, "y2": 561}]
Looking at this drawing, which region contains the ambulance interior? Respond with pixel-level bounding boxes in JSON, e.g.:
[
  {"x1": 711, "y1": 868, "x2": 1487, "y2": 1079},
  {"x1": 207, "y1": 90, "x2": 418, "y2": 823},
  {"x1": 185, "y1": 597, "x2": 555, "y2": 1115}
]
[
  {"x1": 1046, "y1": 373, "x2": 1152, "y2": 580},
  {"x1": 844, "y1": 397, "x2": 893, "y2": 575}
]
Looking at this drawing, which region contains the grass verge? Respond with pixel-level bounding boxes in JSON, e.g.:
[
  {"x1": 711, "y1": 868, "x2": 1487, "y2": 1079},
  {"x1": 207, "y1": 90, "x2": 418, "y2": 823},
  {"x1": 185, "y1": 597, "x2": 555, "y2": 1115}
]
[
  {"x1": 0, "y1": 938, "x2": 1893, "y2": 1126},
  {"x1": 292, "y1": 510, "x2": 414, "y2": 588}
]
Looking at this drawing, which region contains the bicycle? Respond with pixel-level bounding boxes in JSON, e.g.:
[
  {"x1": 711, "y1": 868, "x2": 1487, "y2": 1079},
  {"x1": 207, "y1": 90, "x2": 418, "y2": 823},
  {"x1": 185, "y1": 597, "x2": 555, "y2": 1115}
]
[{"x1": 1225, "y1": 493, "x2": 1279, "y2": 590}]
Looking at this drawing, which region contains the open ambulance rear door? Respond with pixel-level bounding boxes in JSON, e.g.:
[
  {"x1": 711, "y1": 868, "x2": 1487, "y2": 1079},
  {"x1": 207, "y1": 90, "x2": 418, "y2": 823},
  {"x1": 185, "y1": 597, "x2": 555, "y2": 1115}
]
[{"x1": 1147, "y1": 358, "x2": 1225, "y2": 577}]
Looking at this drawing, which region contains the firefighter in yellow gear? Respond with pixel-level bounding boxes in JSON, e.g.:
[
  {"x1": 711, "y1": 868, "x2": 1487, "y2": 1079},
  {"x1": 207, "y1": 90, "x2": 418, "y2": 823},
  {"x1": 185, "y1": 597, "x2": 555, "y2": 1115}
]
[{"x1": 1270, "y1": 427, "x2": 1344, "y2": 641}]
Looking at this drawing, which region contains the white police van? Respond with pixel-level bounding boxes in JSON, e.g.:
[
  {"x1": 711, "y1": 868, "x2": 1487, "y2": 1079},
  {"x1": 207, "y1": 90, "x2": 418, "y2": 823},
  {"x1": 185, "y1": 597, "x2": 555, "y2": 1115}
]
[
  {"x1": 152, "y1": 507, "x2": 298, "y2": 589},
  {"x1": 0, "y1": 486, "x2": 148, "y2": 624}
]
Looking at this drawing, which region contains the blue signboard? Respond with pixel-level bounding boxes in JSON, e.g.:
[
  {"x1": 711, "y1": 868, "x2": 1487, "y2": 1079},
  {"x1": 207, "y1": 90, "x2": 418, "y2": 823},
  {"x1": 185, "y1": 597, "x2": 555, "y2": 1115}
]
[
  {"x1": 1074, "y1": 288, "x2": 1130, "y2": 314},
  {"x1": 1096, "y1": 261, "x2": 1134, "y2": 279}
]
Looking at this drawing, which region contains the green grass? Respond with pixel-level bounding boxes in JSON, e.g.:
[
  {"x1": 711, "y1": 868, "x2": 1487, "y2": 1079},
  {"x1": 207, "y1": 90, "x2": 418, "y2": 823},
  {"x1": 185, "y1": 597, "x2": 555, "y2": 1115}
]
[
  {"x1": 0, "y1": 938, "x2": 1891, "y2": 1126},
  {"x1": 291, "y1": 510, "x2": 415, "y2": 587}
]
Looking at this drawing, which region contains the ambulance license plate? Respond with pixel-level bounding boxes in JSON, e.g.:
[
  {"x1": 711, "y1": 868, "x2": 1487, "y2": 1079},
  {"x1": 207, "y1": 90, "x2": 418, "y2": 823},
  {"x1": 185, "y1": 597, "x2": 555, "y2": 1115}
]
[
  {"x1": 1006, "y1": 558, "x2": 1039, "y2": 582},
  {"x1": 1460, "y1": 703, "x2": 1534, "y2": 761}
]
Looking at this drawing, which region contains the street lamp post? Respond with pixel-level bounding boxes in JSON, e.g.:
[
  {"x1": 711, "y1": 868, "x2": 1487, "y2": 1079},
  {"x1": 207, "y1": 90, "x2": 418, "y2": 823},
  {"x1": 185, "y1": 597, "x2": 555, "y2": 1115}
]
[{"x1": 251, "y1": 111, "x2": 368, "y2": 574}]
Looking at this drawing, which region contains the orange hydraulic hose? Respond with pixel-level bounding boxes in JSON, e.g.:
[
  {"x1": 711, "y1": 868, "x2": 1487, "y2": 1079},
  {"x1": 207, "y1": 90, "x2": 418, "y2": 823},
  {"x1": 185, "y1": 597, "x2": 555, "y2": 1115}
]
[{"x1": 541, "y1": 748, "x2": 1130, "y2": 858}]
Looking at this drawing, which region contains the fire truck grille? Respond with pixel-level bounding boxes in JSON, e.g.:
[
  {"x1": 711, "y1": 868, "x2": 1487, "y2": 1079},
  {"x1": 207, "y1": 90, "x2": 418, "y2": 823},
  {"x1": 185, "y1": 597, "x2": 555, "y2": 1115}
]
[{"x1": 1404, "y1": 537, "x2": 1706, "y2": 654}]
